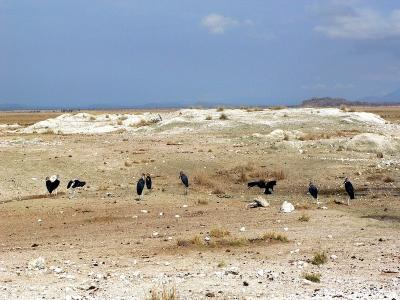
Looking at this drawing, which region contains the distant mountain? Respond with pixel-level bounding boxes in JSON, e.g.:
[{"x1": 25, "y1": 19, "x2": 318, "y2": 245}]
[
  {"x1": 300, "y1": 97, "x2": 368, "y2": 107},
  {"x1": 363, "y1": 88, "x2": 400, "y2": 103},
  {"x1": 0, "y1": 103, "x2": 27, "y2": 111}
]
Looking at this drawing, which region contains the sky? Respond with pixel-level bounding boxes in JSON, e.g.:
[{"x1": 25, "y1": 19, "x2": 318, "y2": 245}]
[{"x1": 1, "y1": 0, "x2": 400, "y2": 108}]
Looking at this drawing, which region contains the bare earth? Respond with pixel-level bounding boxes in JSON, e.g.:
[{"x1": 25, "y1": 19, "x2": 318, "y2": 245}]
[{"x1": 0, "y1": 107, "x2": 399, "y2": 300}]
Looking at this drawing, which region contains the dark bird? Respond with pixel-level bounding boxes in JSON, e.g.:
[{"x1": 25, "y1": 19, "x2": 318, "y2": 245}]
[
  {"x1": 344, "y1": 177, "x2": 355, "y2": 205},
  {"x1": 247, "y1": 180, "x2": 266, "y2": 189},
  {"x1": 264, "y1": 180, "x2": 277, "y2": 194},
  {"x1": 179, "y1": 171, "x2": 189, "y2": 195},
  {"x1": 248, "y1": 179, "x2": 276, "y2": 194},
  {"x1": 45, "y1": 175, "x2": 60, "y2": 196},
  {"x1": 67, "y1": 179, "x2": 86, "y2": 198},
  {"x1": 137, "y1": 174, "x2": 146, "y2": 200},
  {"x1": 145, "y1": 173, "x2": 152, "y2": 190},
  {"x1": 308, "y1": 182, "x2": 318, "y2": 200}
]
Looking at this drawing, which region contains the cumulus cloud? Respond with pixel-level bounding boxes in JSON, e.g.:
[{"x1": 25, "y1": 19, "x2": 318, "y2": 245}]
[
  {"x1": 313, "y1": 1, "x2": 400, "y2": 39},
  {"x1": 201, "y1": 13, "x2": 253, "y2": 34}
]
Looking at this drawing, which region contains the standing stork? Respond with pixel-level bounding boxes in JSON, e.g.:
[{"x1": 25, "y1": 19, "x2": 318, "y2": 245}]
[
  {"x1": 179, "y1": 171, "x2": 189, "y2": 195},
  {"x1": 136, "y1": 174, "x2": 146, "y2": 200},
  {"x1": 145, "y1": 173, "x2": 152, "y2": 191},
  {"x1": 308, "y1": 182, "x2": 318, "y2": 200},
  {"x1": 67, "y1": 179, "x2": 86, "y2": 198},
  {"x1": 344, "y1": 177, "x2": 355, "y2": 206},
  {"x1": 45, "y1": 175, "x2": 60, "y2": 196}
]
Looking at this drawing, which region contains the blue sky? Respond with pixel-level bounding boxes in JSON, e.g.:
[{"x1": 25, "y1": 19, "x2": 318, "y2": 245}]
[{"x1": 1, "y1": 0, "x2": 400, "y2": 107}]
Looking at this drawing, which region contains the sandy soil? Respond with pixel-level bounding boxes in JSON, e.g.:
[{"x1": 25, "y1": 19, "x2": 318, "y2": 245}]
[{"x1": 0, "y1": 107, "x2": 399, "y2": 299}]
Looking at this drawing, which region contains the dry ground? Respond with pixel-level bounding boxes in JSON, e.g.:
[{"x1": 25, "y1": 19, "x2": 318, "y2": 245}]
[{"x1": 0, "y1": 108, "x2": 399, "y2": 299}]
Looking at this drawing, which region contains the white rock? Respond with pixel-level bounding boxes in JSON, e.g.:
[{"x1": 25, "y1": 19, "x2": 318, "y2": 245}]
[
  {"x1": 54, "y1": 267, "x2": 63, "y2": 274},
  {"x1": 152, "y1": 232, "x2": 159, "y2": 237},
  {"x1": 159, "y1": 212, "x2": 164, "y2": 216},
  {"x1": 240, "y1": 227, "x2": 246, "y2": 232},
  {"x1": 140, "y1": 210, "x2": 148, "y2": 213},
  {"x1": 182, "y1": 204, "x2": 188, "y2": 208},
  {"x1": 175, "y1": 215, "x2": 180, "y2": 218},
  {"x1": 204, "y1": 236, "x2": 210, "y2": 241},
  {"x1": 280, "y1": 201, "x2": 295, "y2": 213},
  {"x1": 327, "y1": 235, "x2": 333, "y2": 239},
  {"x1": 330, "y1": 255, "x2": 338, "y2": 260},
  {"x1": 28, "y1": 257, "x2": 46, "y2": 270},
  {"x1": 283, "y1": 227, "x2": 289, "y2": 231}
]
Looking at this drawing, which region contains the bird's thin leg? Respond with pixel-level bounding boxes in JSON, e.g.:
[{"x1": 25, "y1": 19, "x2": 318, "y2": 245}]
[{"x1": 347, "y1": 198, "x2": 350, "y2": 206}]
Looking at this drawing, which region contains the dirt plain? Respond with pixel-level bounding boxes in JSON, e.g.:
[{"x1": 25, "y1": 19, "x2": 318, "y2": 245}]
[{"x1": 0, "y1": 107, "x2": 399, "y2": 300}]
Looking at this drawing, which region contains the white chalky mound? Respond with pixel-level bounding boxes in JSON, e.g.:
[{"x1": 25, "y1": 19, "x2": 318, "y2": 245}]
[
  {"x1": 346, "y1": 133, "x2": 400, "y2": 153},
  {"x1": 280, "y1": 201, "x2": 295, "y2": 213},
  {"x1": 21, "y1": 112, "x2": 162, "y2": 134}
]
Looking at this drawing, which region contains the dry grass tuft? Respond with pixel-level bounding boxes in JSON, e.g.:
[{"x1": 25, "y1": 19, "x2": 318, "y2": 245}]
[
  {"x1": 205, "y1": 116, "x2": 212, "y2": 120},
  {"x1": 210, "y1": 228, "x2": 231, "y2": 238},
  {"x1": 376, "y1": 152, "x2": 384, "y2": 158},
  {"x1": 270, "y1": 169, "x2": 285, "y2": 180},
  {"x1": 217, "y1": 261, "x2": 226, "y2": 268},
  {"x1": 124, "y1": 161, "x2": 133, "y2": 167},
  {"x1": 193, "y1": 172, "x2": 215, "y2": 188},
  {"x1": 148, "y1": 287, "x2": 178, "y2": 300},
  {"x1": 311, "y1": 251, "x2": 327, "y2": 265},
  {"x1": 219, "y1": 113, "x2": 228, "y2": 120},
  {"x1": 261, "y1": 231, "x2": 289, "y2": 242},
  {"x1": 211, "y1": 187, "x2": 225, "y2": 195},
  {"x1": 383, "y1": 176, "x2": 394, "y2": 183},
  {"x1": 269, "y1": 106, "x2": 287, "y2": 110},
  {"x1": 303, "y1": 272, "x2": 321, "y2": 283},
  {"x1": 298, "y1": 214, "x2": 310, "y2": 222},
  {"x1": 296, "y1": 202, "x2": 312, "y2": 210},
  {"x1": 216, "y1": 107, "x2": 224, "y2": 112},
  {"x1": 196, "y1": 199, "x2": 209, "y2": 205}
]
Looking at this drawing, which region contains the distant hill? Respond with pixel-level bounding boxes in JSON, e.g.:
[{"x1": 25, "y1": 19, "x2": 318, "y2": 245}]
[
  {"x1": 364, "y1": 88, "x2": 400, "y2": 103},
  {"x1": 300, "y1": 97, "x2": 368, "y2": 107}
]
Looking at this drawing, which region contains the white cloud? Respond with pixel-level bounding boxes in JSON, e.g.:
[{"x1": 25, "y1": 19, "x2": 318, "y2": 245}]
[
  {"x1": 314, "y1": 2, "x2": 400, "y2": 39},
  {"x1": 201, "y1": 14, "x2": 252, "y2": 34}
]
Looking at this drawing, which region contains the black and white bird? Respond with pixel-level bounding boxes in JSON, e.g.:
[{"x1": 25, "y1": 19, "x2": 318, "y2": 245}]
[
  {"x1": 45, "y1": 175, "x2": 60, "y2": 196},
  {"x1": 248, "y1": 179, "x2": 277, "y2": 194},
  {"x1": 344, "y1": 177, "x2": 355, "y2": 205},
  {"x1": 67, "y1": 179, "x2": 86, "y2": 198},
  {"x1": 145, "y1": 173, "x2": 152, "y2": 190},
  {"x1": 179, "y1": 171, "x2": 189, "y2": 195},
  {"x1": 136, "y1": 173, "x2": 146, "y2": 200},
  {"x1": 308, "y1": 182, "x2": 318, "y2": 200}
]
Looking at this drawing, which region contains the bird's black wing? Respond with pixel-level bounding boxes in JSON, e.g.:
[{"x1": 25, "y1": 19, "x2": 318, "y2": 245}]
[
  {"x1": 54, "y1": 179, "x2": 60, "y2": 190},
  {"x1": 248, "y1": 180, "x2": 266, "y2": 188},
  {"x1": 309, "y1": 185, "x2": 318, "y2": 199},
  {"x1": 146, "y1": 177, "x2": 152, "y2": 189},
  {"x1": 67, "y1": 180, "x2": 73, "y2": 189},
  {"x1": 46, "y1": 180, "x2": 52, "y2": 193},
  {"x1": 345, "y1": 182, "x2": 355, "y2": 199},
  {"x1": 137, "y1": 179, "x2": 145, "y2": 195},
  {"x1": 266, "y1": 180, "x2": 277, "y2": 190},
  {"x1": 181, "y1": 175, "x2": 189, "y2": 187},
  {"x1": 78, "y1": 181, "x2": 86, "y2": 188}
]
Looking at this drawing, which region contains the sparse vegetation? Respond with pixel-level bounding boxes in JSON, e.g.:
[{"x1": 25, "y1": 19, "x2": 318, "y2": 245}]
[
  {"x1": 210, "y1": 228, "x2": 231, "y2": 238},
  {"x1": 311, "y1": 251, "x2": 327, "y2": 265},
  {"x1": 303, "y1": 272, "x2": 321, "y2": 283},
  {"x1": 376, "y1": 152, "x2": 384, "y2": 158},
  {"x1": 147, "y1": 287, "x2": 178, "y2": 300},
  {"x1": 219, "y1": 113, "x2": 228, "y2": 120},
  {"x1": 269, "y1": 106, "x2": 287, "y2": 110},
  {"x1": 196, "y1": 199, "x2": 209, "y2": 205},
  {"x1": 262, "y1": 231, "x2": 289, "y2": 242},
  {"x1": 217, "y1": 261, "x2": 226, "y2": 268},
  {"x1": 383, "y1": 176, "x2": 394, "y2": 183},
  {"x1": 205, "y1": 116, "x2": 212, "y2": 120},
  {"x1": 193, "y1": 172, "x2": 215, "y2": 188},
  {"x1": 211, "y1": 187, "x2": 225, "y2": 195},
  {"x1": 216, "y1": 107, "x2": 224, "y2": 112},
  {"x1": 298, "y1": 214, "x2": 310, "y2": 222},
  {"x1": 176, "y1": 231, "x2": 288, "y2": 249}
]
